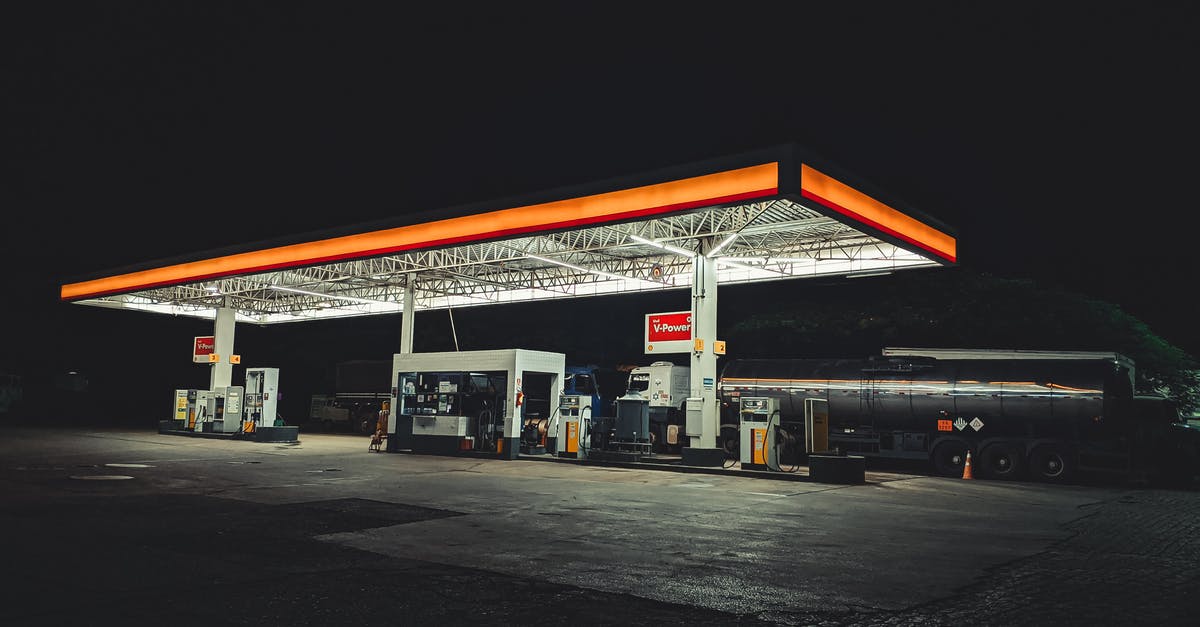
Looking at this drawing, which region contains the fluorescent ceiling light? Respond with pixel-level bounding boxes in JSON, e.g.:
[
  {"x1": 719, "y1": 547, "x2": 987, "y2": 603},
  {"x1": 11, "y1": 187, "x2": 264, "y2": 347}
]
[
  {"x1": 706, "y1": 233, "x2": 738, "y2": 258},
  {"x1": 845, "y1": 270, "x2": 894, "y2": 279},
  {"x1": 269, "y1": 285, "x2": 394, "y2": 305},
  {"x1": 526, "y1": 253, "x2": 657, "y2": 285},
  {"x1": 632, "y1": 235, "x2": 782, "y2": 274},
  {"x1": 717, "y1": 259, "x2": 789, "y2": 276},
  {"x1": 629, "y1": 234, "x2": 696, "y2": 258}
]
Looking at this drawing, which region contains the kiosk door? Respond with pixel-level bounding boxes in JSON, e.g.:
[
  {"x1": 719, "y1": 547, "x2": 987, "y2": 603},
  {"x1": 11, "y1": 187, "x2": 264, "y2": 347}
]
[{"x1": 805, "y1": 398, "x2": 829, "y2": 453}]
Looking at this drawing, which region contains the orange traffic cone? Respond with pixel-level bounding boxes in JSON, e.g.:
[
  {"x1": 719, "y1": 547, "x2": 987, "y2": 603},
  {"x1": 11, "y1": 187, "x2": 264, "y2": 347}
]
[{"x1": 962, "y1": 450, "x2": 974, "y2": 480}]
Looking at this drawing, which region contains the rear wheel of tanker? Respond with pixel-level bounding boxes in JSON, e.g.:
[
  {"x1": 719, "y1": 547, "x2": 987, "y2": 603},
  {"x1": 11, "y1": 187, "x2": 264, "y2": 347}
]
[
  {"x1": 719, "y1": 426, "x2": 739, "y2": 457},
  {"x1": 979, "y1": 442, "x2": 1026, "y2": 480},
  {"x1": 1028, "y1": 445, "x2": 1072, "y2": 483},
  {"x1": 931, "y1": 439, "x2": 970, "y2": 477},
  {"x1": 720, "y1": 426, "x2": 739, "y2": 469}
]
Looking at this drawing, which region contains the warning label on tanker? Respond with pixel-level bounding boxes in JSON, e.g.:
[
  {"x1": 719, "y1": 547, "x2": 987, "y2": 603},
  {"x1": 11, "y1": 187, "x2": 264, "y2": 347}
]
[{"x1": 937, "y1": 419, "x2": 952, "y2": 432}]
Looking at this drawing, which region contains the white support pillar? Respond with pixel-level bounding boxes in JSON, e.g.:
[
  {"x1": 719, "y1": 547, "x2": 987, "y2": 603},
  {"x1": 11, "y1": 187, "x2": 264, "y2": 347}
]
[
  {"x1": 390, "y1": 280, "x2": 417, "y2": 440},
  {"x1": 689, "y1": 253, "x2": 719, "y2": 449},
  {"x1": 209, "y1": 304, "x2": 236, "y2": 389},
  {"x1": 400, "y1": 279, "x2": 415, "y2": 354}
]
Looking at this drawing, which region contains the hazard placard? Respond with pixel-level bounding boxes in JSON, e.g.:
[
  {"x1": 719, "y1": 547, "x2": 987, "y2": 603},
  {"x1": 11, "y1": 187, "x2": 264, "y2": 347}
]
[{"x1": 937, "y1": 419, "x2": 953, "y2": 432}]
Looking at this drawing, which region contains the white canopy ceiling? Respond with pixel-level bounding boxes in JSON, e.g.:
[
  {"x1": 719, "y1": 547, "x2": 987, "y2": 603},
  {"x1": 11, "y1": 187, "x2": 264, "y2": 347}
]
[{"x1": 62, "y1": 145, "x2": 956, "y2": 324}]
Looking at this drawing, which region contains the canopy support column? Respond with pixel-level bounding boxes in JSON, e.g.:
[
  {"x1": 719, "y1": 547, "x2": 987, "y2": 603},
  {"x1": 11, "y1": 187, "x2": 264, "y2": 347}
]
[
  {"x1": 209, "y1": 302, "x2": 236, "y2": 389},
  {"x1": 400, "y1": 279, "x2": 415, "y2": 354},
  {"x1": 688, "y1": 253, "x2": 719, "y2": 452}
]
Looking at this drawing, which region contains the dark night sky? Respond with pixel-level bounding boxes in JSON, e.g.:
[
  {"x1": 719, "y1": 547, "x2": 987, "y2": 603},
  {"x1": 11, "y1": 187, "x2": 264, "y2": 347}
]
[{"x1": 3, "y1": 3, "x2": 1199, "y2": 406}]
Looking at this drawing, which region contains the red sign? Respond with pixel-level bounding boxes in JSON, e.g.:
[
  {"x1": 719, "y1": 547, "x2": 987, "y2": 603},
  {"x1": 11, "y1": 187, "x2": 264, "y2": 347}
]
[
  {"x1": 647, "y1": 312, "x2": 692, "y2": 342},
  {"x1": 193, "y1": 336, "x2": 215, "y2": 363}
]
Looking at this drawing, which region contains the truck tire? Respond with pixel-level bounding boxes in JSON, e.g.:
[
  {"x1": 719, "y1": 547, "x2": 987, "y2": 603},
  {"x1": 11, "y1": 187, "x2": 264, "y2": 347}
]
[
  {"x1": 1028, "y1": 445, "x2": 1072, "y2": 483},
  {"x1": 979, "y1": 442, "x2": 1026, "y2": 480},
  {"x1": 931, "y1": 439, "x2": 970, "y2": 477},
  {"x1": 719, "y1": 425, "x2": 739, "y2": 459}
]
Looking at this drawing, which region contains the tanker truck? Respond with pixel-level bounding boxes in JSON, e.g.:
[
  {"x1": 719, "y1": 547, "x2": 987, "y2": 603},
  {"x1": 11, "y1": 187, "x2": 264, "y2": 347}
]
[{"x1": 717, "y1": 347, "x2": 1200, "y2": 483}]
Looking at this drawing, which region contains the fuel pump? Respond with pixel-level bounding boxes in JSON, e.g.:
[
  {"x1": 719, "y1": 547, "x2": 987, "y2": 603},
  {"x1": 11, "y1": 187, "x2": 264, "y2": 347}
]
[
  {"x1": 555, "y1": 394, "x2": 592, "y2": 459},
  {"x1": 212, "y1": 386, "x2": 245, "y2": 433},
  {"x1": 188, "y1": 388, "x2": 245, "y2": 433},
  {"x1": 173, "y1": 389, "x2": 199, "y2": 429},
  {"x1": 739, "y1": 397, "x2": 781, "y2": 471},
  {"x1": 193, "y1": 390, "x2": 213, "y2": 432},
  {"x1": 243, "y1": 367, "x2": 280, "y2": 433}
]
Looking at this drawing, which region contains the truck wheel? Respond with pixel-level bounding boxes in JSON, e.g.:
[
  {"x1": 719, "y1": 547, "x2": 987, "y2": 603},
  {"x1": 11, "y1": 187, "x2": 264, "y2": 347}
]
[
  {"x1": 931, "y1": 440, "x2": 970, "y2": 477},
  {"x1": 1028, "y1": 445, "x2": 1072, "y2": 483},
  {"x1": 719, "y1": 426, "x2": 739, "y2": 459},
  {"x1": 979, "y1": 443, "x2": 1025, "y2": 480}
]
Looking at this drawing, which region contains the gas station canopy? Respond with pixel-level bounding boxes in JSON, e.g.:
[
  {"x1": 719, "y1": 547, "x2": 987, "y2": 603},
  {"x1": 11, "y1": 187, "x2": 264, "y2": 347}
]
[{"x1": 60, "y1": 144, "x2": 956, "y2": 323}]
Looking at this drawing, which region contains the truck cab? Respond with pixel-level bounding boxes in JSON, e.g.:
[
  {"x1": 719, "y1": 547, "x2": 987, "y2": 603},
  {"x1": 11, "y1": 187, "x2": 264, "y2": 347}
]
[
  {"x1": 564, "y1": 364, "x2": 623, "y2": 418},
  {"x1": 626, "y1": 361, "x2": 690, "y2": 452}
]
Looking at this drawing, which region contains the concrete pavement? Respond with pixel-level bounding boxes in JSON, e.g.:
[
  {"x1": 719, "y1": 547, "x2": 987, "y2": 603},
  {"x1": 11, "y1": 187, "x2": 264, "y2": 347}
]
[{"x1": 1, "y1": 426, "x2": 1196, "y2": 625}]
